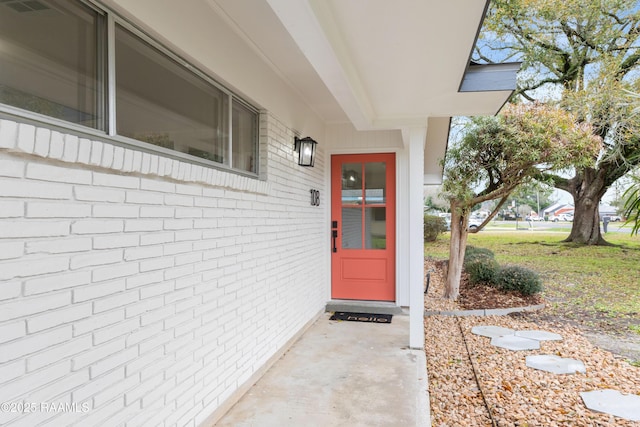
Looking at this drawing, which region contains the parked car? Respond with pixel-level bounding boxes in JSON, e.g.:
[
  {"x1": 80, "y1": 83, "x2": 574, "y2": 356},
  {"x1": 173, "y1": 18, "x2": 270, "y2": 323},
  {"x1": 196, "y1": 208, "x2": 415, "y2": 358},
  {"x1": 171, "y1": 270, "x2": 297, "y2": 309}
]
[
  {"x1": 468, "y1": 217, "x2": 483, "y2": 230},
  {"x1": 551, "y1": 213, "x2": 573, "y2": 222},
  {"x1": 501, "y1": 212, "x2": 517, "y2": 220},
  {"x1": 609, "y1": 215, "x2": 622, "y2": 222},
  {"x1": 525, "y1": 215, "x2": 545, "y2": 222}
]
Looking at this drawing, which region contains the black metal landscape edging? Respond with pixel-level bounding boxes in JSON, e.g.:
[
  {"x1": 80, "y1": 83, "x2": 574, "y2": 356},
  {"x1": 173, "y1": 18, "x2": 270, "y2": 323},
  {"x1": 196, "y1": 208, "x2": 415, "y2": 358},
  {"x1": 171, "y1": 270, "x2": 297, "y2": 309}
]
[{"x1": 424, "y1": 304, "x2": 545, "y2": 317}]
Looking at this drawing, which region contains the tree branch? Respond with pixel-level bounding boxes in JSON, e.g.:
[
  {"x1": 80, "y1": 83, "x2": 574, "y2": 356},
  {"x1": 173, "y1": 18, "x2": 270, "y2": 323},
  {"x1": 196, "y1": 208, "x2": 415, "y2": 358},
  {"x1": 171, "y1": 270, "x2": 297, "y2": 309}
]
[
  {"x1": 536, "y1": 172, "x2": 571, "y2": 193},
  {"x1": 560, "y1": 20, "x2": 598, "y2": 51},
  {"x1": 618, "y1": 50, "x2": 640, "y2": 76},
  {"x1": 516, "y1": 77, "x2": 564, "y2": 96},
  {"x1": 508, "y1": 18, "x2": 567, "y2": 56},
  {"x1": 473, "y1": 47, "x2": 496, "y2": 64}
]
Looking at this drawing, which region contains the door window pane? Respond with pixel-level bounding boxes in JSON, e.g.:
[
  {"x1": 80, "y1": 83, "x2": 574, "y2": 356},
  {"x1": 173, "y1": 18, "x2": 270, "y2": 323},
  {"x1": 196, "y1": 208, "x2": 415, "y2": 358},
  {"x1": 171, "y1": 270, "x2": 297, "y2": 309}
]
[
  {"x1": 0, "y1": 0, "x2": 105, "y2": 129},
  {"x1": 342, "y1": 163, "x2": 362, "y2": 205},
  {"x1": 365, "y1": 207, "x2": 386, "y2": 249},
  {"x1": 115, "y1": 25, "x2": 229, "y2": 164},
  {"x1": 364, "y1": 162, "x2": 386, "y2": 204},
  {"x1": 342, "y1": 208, "x2": 362, "y2": 249}
]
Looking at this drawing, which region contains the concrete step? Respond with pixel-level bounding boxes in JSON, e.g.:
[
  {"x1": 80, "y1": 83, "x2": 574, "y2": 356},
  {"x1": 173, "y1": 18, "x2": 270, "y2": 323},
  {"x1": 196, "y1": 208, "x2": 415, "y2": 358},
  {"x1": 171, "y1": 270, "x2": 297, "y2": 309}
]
[{"x1": 325, "y1": 300, "x2": 405, "y2": 315}]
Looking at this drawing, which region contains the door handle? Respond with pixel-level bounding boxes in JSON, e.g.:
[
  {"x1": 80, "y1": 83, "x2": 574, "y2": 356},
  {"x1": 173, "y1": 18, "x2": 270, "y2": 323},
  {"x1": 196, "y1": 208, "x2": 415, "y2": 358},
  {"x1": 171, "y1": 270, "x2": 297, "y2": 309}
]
[{"x1": 331, "y1": 221, "x2": 338, "y2": 253}]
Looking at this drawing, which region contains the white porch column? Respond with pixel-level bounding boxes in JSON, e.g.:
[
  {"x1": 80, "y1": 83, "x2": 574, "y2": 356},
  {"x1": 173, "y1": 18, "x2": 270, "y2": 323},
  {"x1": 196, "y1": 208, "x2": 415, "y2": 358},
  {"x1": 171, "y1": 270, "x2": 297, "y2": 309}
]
[{"x1": 407, "y1": 127, "x2": 426, "y2": 349}]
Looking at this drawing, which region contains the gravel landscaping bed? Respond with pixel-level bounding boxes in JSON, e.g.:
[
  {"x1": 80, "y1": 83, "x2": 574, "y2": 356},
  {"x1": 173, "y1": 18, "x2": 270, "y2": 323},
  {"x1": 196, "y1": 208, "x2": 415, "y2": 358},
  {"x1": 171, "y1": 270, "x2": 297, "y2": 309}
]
[{"x1": 424, "y1": 259, "x2": 640, "y2": 426}]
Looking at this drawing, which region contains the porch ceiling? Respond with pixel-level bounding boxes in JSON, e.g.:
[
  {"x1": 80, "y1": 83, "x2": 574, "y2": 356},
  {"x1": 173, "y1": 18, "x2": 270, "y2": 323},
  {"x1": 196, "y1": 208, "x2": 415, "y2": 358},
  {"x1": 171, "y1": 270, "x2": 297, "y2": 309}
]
[{"x1": 213, "y1": 0, "x2": 514, "y2": 131}]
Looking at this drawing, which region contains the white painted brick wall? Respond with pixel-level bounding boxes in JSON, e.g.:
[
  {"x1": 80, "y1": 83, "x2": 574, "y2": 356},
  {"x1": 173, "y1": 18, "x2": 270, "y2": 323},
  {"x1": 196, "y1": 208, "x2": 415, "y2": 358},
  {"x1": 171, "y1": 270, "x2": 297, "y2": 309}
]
[
  {"x1": 0, "y1": 326, "x2": 72, "y2": 364},
  {"x1": 0, "y1": 113, "x2": 326, "y2": 426},
  {"x1": 27, "y1": 336, "x2": 93, "y2": 371}
]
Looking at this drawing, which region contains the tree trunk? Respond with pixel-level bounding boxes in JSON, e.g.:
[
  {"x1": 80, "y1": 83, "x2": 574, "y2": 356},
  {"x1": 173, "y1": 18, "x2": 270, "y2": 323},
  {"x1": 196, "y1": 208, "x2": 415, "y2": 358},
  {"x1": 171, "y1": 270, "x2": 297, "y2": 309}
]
[
  {"x1": 444, "y1": 205, "x2": 469, "y2": 300},
  {"x1": 563, "y1": 168, "x2": 609, "y2": 245}
]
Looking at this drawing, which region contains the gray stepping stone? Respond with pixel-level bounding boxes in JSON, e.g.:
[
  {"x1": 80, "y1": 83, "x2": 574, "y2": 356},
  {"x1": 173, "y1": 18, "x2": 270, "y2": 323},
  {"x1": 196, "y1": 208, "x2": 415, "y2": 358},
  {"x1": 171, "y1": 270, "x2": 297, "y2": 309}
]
[
  {"x1": 526, "y1": 355, "x2": 586, "y2": 374},
  {"x1": 580, "y1": 389, "x2": 640, "y2": 421},
  {"x1": 491, "y1": 335, "x2": 540, "y2": 350},
  {"x1": 515, "y1": 330, "x2": 563, "y2": 341},
  {"x1": 471, "y1": 325, "x2": 515, "y2": 338}
]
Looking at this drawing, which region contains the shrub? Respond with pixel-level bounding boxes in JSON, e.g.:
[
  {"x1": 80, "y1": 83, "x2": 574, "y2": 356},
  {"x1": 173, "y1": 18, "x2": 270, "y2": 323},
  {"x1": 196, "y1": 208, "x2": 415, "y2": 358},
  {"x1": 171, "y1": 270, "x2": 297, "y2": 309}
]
[
  {"x1": 464, "y1": 257, "x2": 500, "y2": 285},
  {"x1": 496, "y1": 265, "x2": 543, "y2": 296},
  {"x1": 464, "y1": 246, "x2": 495, "y2": 263},
  {"x1": 463, "y1": 246, "x2": 498, "y2": 285},
  {"x1": 424, "y1": 215, "x2": 447, "y2": 242}
]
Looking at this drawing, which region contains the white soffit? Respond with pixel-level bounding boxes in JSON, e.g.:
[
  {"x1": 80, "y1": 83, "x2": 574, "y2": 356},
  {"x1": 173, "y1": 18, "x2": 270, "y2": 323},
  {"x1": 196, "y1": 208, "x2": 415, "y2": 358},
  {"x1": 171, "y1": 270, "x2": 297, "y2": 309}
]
[
  {"x1": 264, "y1": 0, "x2": 374, "y2": 129},
  {"x1": 210, "y1": 0, "x2": 349, "y2": 123},
  {"x1": 265, "y1": 0, "x2": 512, "y2": 130}
]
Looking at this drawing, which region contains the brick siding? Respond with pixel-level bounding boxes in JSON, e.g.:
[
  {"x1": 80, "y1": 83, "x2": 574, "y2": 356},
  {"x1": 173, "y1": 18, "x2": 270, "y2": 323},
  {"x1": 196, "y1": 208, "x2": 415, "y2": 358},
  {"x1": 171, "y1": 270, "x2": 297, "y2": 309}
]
[{"x1": 0, "y1": 114, "x2": 327, "y2": 426}]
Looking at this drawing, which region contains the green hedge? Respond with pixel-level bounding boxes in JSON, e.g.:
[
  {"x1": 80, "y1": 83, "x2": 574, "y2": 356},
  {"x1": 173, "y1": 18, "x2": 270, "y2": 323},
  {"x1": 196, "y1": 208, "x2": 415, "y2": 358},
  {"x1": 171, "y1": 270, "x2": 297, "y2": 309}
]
[
  {"x1": 462, "y1": 246, "x2": 542, "y2": 295},
  {"x1": 463, "y1": 246, "x2": 499, "y2": 285},
  {"x1": 464, "y1": 246, "x2": 495, "y2": 262},
  {"x1": 465, "y1": 257, "x2": 500, "y2": 285},
  {"x1": 424, "y1": 215, "x2": 447, "y2": 242},
  {"x1": 496, "y1": 265, "x2": 543, "y2": 296}
]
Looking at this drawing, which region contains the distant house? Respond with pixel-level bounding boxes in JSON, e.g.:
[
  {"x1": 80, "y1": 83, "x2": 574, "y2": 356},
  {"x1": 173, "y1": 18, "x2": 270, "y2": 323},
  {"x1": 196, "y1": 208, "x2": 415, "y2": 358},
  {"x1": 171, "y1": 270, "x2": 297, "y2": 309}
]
[
  {"x1": 543, "y1": 203, "x2": 575, "y2": 218},
  {"x1": 0, "y1": 1, "x2": 518, "y2": 425},
  {"x1": 598, "y1": 204, "x2": 618, "y2": 218}
]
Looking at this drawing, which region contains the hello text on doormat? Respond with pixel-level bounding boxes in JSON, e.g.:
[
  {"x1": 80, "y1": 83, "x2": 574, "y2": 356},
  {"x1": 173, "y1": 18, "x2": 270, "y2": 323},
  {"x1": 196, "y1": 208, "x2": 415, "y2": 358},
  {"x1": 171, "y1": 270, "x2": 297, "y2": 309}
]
[{"x1": 329, "y1": 312, "x2": 393, "y2": 323}]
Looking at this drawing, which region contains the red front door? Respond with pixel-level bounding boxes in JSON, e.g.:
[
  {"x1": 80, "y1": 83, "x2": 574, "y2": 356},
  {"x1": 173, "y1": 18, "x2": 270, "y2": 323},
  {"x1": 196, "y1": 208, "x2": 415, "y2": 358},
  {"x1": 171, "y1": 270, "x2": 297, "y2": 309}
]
[{"x1": 331, "y1": 153, "x2": 395, "y2": 301}]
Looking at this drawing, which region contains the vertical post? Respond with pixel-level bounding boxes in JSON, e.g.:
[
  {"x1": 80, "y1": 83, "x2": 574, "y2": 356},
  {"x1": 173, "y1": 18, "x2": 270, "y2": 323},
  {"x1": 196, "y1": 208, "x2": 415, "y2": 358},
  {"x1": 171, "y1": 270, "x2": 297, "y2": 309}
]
[{"x1": 408, "y1": 127, "x2": 426, "y2": 349}]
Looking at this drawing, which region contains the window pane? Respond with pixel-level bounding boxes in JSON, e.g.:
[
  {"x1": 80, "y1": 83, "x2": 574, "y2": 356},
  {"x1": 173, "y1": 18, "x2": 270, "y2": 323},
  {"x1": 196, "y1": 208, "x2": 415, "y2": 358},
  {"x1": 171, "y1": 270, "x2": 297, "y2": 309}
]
[
  {"x1": 232, "y1": 101, "x2": 257, "y2": 173},
  {"x1": 342, "y1": 207, "x2": 362, "y2": 249},
  {"x1": 0, "y1": 0, "x2": 105, "y2": 129},
  {"x1": 115, "y1": 25, "x2": 228, "y2": 164},
  {"x1": 341, "y1": 163, "x2": 362, "y2": 205},
  {"x1": 364, "y1": 162, "x2": 386, "y2": 204},
  {"x1": 365, "y1": 207, "x2": 386, "y2": 249}
]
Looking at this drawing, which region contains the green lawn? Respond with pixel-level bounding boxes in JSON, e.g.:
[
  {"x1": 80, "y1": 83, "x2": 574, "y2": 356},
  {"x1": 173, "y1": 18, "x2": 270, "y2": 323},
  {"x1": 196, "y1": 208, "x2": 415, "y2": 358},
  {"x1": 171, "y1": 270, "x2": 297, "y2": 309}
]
[{"x1": 426, "y1": 232, "x2": 640, "y2": 328}]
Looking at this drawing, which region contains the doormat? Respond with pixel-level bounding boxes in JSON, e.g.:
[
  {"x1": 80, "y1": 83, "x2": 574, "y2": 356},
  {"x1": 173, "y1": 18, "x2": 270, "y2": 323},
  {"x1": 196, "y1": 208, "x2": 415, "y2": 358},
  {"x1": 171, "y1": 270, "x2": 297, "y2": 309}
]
[{"x1": 329, "y1": 312, "x2": 393, "y2": 323}]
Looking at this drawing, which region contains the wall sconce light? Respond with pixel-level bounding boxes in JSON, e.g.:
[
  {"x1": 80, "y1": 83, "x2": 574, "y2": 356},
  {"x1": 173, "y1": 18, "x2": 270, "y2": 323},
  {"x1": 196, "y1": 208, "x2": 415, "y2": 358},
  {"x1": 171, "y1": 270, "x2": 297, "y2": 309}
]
[{"x1": 294, "y1": 136, "x2": 317, "y2": 167}]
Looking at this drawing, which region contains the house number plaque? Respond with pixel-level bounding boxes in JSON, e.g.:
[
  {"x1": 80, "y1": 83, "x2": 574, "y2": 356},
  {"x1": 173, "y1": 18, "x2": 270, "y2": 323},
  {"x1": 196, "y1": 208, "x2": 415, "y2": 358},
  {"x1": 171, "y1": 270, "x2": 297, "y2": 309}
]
[{"x1": 310, "y1": 189, "x2": 320, "y2": 206}]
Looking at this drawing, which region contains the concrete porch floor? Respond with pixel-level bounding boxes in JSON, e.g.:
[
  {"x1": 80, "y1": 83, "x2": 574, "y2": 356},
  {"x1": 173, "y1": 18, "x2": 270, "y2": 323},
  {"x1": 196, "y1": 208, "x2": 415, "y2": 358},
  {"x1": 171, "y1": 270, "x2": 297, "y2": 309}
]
[{"x1": 214, "y1": 311, "x2": 430, "y2": 427}]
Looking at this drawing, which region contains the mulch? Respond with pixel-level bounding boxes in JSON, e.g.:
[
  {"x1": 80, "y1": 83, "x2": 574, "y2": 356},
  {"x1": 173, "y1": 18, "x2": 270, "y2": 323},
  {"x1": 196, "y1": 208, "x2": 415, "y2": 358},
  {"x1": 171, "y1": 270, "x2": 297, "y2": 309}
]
[
  {"x1": 425, "y1": 259, "x2": 542, "y2": 312},
  {"x1": 458, "y1": 277, "x2": 543, "y2": 310},
  {"x1": 424, "y1": 258, "x2": 640, "y2": 427}
]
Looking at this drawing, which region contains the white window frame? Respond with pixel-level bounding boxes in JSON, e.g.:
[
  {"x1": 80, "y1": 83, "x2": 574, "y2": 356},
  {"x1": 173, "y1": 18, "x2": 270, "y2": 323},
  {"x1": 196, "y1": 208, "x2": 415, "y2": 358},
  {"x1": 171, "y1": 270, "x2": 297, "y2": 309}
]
[{"x1": 0, "y1": 0, "x2": 260, "y2": 178}]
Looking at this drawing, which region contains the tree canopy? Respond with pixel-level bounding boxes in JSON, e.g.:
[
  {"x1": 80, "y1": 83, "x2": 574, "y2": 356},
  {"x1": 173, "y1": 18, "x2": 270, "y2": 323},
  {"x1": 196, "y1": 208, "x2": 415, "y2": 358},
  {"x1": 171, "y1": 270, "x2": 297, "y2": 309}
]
[
  {"x1": 443, "y1": 104, "x2": 600, "y2": 210},
  {"x1": 478, "y1": 0, "x2": 640, "y2": 244},
  {"x1": 441, "y1": 103, "x2": 600, "y2": 299}
]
